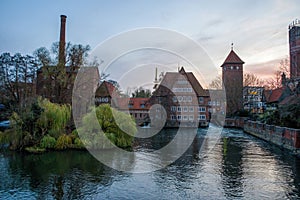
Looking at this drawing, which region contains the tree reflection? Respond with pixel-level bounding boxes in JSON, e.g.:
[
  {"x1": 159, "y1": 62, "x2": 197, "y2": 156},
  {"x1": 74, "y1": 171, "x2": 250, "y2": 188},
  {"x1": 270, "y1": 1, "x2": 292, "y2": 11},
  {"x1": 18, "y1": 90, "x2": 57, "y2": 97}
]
[{"x1": 221, "y1": 137, "x2": 244, "y2": 198}]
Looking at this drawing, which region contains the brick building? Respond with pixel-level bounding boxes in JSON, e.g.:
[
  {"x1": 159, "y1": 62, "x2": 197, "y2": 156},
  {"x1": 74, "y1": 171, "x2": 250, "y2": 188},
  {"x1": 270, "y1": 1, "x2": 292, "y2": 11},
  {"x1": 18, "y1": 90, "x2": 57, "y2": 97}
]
[
  {"x1": 149, "y1": 67, "x2": 210, "y2": 128},
  {"x1": 95, "y1": 81, "x2": 150, "y2": 125},
  {"x1": 36, "y1": 15, "x2": 99, "y2": 104},
  {"x1": 289, "y1": 19, "x2": 300, "y2": 78},
  {"x1": 221, "y1": 48, "x2": 244, "y2": 116}
]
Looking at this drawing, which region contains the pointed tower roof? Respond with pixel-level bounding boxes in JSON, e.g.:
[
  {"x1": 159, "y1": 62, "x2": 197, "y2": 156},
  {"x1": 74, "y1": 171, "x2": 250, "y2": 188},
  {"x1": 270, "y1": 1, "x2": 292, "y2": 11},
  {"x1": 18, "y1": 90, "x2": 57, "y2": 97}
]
[{"x1": 221, "y1": 50, "x2": 244, "y2": 67}]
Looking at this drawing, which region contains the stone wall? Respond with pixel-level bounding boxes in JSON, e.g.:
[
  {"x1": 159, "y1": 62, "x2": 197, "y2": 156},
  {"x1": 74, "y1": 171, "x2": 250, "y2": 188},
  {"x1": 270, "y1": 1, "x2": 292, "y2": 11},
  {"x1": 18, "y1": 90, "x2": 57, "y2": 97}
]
[{"x1": 244, "y1": 120, "x2": 300, "y2": 154}]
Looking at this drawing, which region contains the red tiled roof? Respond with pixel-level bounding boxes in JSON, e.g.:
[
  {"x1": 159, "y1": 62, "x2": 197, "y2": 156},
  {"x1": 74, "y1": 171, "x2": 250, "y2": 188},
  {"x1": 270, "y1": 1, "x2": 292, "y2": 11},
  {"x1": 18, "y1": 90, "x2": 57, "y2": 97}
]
[
  {"x1": 95, "y1": 81, "x2": 116, "y2": 97},
  {"x1": 266, "y1": 87, "x2": 284, "y2": 103},
  {"x1": 129, "y1": 98, "x2": 150, "y2": 110},
  {"x1": 115, "y1": 97, "x2": 150, "y2": 110},
  {"x1": 279, "y1": 94, "x2": 300, "y2": 105},
  {"x1": 263, "y1": 89, "x2": 272, "y2": 102},
  {"x1": 221, "y1": 50, "x2": 244, "y2": 67},
  {"x1": 104, "y1": 82, "x2": 115, "y2": 96}
]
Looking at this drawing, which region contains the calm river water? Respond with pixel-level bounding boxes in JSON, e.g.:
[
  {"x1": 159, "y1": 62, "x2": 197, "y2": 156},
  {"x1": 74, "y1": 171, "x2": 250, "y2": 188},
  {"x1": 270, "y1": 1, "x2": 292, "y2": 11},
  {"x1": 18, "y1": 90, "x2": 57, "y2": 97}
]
[{"x1": 0, "y1": 128, "x2": 300, "y2": 199}]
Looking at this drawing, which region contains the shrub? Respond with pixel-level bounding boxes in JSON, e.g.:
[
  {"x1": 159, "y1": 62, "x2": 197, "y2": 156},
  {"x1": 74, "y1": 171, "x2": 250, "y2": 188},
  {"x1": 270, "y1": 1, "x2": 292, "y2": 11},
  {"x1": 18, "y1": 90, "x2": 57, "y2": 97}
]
[
  {"x1": 55, "y1": 134, "x2": 72, "y2": 150},
  {"x1": 40, "y1": 135, "x2": 56, "y2": 149},
  {"x1": 74, "y1": 138, "x2": 85, "y2": 149}
]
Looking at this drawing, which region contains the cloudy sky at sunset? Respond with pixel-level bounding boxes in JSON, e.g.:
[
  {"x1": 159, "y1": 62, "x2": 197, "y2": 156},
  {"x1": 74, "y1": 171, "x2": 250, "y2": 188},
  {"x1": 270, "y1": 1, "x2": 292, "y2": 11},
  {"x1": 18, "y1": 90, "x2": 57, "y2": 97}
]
[{"x1": 0, "y1": 0, "x2": 299, "y2": 90}]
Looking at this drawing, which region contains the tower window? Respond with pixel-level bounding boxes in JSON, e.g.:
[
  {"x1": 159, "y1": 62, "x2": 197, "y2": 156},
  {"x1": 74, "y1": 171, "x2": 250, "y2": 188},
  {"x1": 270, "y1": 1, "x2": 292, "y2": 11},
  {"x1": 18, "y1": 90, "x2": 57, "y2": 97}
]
[
  {"x1": 231, "y1": 66, "x2": 234, "y2": 70},
  {"x1": 236, "y1": 66, "x2": 239, "y2": 70}
]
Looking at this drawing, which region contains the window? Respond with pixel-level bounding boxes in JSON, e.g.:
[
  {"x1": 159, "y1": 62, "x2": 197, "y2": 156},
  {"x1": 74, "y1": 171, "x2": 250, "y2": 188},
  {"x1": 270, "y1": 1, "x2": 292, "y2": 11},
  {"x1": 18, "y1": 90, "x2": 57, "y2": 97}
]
[
  {"x1": 158, "y1": 97, "x2": 162, "y2": 103},
  {"x1": 171, "y1": 115, "x2": 176, "y2": 120},
  {"x1": 171, "y1": 106, "x2": 176, "y2": 112},
  {"x1": 199, "y1": 97, "x2": 204, "y2": 103},
  {"x1": 198, "y1": 115, "x2": 206, "y2": 120},
  {"x1": 231, "y1": 66, "x2": 234, "y2": 70},
  {"x1": 183, "y1": 106, "x2": 188, "y2": 112},
  {"x1": 187, "y1": 96, "x2": 192, "y2": 102},
  {"x1": 140, "y1": 104, "x2": 145, "y2": 108},
  {"x1": 178, "y1": 96, "x2": 183, "y2": 102},
  {"x1": 177, "y1": 80, "x2": 188, "y2": 84},
  {"x1": 189, "y1": 106, "x2": 194, "y2": 112},
  {"x1": 177, "y1": 106, "x2": 181, "y2": 112},
  {"x1": 172, "y1": 96, "x2": 177, "y2": 102},
  {"x1": 198, "y1": 107, "x2": 206, "y2": 112},
  {"x1": 189, "y1": 115, "x2": 194, "y2": 121},
  {"x1": 183, "y1": 115, "x2": 188, "y2": 121},
  {"x1": 177, "y1": 115, "x2": 182, "y2": 121}
]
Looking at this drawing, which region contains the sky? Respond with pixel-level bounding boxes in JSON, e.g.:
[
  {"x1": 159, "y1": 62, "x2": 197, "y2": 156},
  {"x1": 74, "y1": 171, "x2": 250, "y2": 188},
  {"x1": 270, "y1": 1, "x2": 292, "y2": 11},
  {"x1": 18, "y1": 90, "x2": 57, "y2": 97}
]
[{"x1": 0, "y1": 0, "x2": 299, "y2": 90}]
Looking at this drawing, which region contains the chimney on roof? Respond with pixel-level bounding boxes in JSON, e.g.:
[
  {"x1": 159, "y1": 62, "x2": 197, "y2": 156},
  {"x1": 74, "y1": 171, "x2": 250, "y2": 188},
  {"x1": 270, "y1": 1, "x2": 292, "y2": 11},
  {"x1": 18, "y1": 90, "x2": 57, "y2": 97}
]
[{"x1": 59, "y1": 15, "x2": 67, "y2": 66}]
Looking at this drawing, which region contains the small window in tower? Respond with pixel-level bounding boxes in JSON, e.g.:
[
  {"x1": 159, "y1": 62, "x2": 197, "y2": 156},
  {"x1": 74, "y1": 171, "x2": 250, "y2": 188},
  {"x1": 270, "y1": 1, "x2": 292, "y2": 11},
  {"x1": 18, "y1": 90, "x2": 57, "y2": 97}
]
[
  {"x1": 236, "y1": 66, "x2": 239, "y2": 70},
  {"x1": 231, "y1": 66, "x2": 234, "y2": 70}
]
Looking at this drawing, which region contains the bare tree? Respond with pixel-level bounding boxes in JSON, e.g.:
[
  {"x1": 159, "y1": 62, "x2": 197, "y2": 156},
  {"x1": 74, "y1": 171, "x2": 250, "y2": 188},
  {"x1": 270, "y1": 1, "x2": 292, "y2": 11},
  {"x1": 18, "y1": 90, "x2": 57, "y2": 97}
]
[
  {"x1": 208, "y1": 75, "x2": 222, "y2": 89},
  {"x1": 264, "y1": 58, "x2": 290, "y2": 90},
  {"x1": 243, "y1": 73, "x2": 264, "y2": 87}
]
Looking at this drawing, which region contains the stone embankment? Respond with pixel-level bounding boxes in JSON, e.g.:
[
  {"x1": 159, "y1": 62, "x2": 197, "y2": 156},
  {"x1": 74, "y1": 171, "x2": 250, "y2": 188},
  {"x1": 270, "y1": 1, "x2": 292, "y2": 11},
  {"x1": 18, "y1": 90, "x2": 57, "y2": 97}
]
[{"x1": 244, "y1": 120, "x2": 300, "y2": 155}]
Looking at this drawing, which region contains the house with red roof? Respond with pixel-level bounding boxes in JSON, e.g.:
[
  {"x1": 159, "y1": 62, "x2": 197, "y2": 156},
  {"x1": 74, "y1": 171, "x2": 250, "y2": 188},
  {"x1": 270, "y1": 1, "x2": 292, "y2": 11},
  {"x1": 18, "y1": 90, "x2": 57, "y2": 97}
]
[
  {"x1": 95, "y1": 81, "x2": 150, "y2": 125},
  {"x1": 149, "y1": 67, "x2": 210, "y2": 128}
]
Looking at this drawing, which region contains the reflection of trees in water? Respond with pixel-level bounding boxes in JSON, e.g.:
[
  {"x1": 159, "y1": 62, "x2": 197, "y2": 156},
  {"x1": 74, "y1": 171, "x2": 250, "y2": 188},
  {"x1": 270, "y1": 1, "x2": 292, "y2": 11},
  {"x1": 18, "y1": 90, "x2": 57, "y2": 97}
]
[
  {"x1": 4, "y1": 151, "x2": 120, "y2": 199},
  {"x1": 221, "y1": 137, "x2": 244, "y2": 198}
]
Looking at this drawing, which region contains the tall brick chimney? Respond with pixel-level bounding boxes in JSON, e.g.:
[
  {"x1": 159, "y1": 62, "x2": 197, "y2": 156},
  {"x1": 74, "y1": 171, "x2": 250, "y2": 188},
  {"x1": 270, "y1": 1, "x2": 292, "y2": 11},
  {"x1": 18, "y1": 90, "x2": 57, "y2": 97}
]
[{"x1": 59, "y1": 15, "x2": 67, "y2": 66}]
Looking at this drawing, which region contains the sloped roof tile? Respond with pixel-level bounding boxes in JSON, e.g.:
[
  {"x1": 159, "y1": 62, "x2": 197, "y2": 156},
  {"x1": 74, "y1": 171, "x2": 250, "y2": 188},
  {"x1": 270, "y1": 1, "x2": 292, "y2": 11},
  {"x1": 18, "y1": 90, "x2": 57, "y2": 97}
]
[{"x1": 221, "y1": 50, "x2": 244, "y2": 67}]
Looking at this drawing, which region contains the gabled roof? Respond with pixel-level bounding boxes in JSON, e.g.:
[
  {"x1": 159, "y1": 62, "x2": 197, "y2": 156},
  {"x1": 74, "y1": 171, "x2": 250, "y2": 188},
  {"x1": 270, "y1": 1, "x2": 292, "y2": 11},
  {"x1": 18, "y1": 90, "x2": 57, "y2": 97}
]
[
  {"x1": 154, "y1": 67, "x2": 209, "y2": 96},
  {"x1": 95, "y1": 81, "x2": 116, "y2": 97},
  {"x1": 265, "y1": 87, "x2": 284, "y2": 103},
  {"x1": 221, "y1": 50, "x2": 244, "y2": 67}
]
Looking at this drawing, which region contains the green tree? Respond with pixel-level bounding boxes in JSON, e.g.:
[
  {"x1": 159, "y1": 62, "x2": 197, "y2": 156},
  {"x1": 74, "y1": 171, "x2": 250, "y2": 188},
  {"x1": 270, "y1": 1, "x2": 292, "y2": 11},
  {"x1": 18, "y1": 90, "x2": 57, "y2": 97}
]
[
  {"x1": 34, "y1": 42, "x2": 93, "y2": 104},
  {"x1": 78, "y1": 104, "x2": 137, "y2": 149},
  {"x1": 0, "y1": 97, "x2": 71, "y2": 150},
  {"x1": 131, "y1": 87, "x2": 151, "y2": 98},
  {"x1": 0, "y1": 52, "x2": 38, "y2": 109}
]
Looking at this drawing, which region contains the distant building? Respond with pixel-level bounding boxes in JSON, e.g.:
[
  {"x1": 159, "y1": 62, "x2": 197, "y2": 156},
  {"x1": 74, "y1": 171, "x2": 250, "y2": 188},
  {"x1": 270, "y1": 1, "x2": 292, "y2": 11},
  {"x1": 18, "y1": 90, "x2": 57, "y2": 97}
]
[
  {"x1": 221, "y1": 47, "x2": 244, "y2": 116},
  {"x1": 95, "y1": 81, "x2": 116, "y2": 106},
  {"x1": 125, "y1": 98, "x2": 150, "y2": 125},
  {"x1": 95, "y1": 81, "x2": 150, "y2": 124},
  {"x1": 243, "y1": 86, "x2": 265, "y2": 114},
  {"x1": 149, "y1": 67, "x2": 210, "y2": 127}
]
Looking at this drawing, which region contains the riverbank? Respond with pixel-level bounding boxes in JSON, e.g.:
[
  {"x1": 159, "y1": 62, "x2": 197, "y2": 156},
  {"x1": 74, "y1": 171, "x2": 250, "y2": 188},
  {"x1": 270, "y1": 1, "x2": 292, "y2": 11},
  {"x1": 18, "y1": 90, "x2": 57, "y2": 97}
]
[{"x1": 244, "y1": 120, "x2": 300, "y2": 156}]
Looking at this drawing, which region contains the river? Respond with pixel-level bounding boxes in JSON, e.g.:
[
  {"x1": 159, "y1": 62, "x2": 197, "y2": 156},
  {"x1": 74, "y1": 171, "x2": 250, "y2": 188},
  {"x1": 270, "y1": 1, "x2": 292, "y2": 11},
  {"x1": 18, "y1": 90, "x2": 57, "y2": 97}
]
[{"x1": 0, "y1": 128, "x2": 300, "y2": 199}]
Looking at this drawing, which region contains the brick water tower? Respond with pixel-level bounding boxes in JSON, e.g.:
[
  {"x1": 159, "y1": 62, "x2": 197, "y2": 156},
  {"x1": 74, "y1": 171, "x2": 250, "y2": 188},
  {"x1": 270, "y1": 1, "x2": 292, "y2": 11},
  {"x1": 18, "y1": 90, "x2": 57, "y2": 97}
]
[{"x1": 221, "y1": 45, "x2": 244, "y2": 117}]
